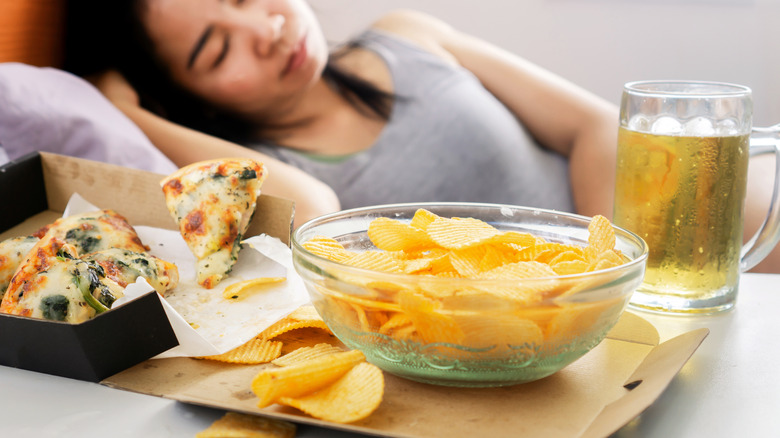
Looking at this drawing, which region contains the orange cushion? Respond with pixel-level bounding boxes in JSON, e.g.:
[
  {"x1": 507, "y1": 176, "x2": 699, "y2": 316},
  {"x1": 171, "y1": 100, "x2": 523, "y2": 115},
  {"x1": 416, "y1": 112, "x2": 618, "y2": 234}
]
[{"x1": 0, "y1": 0, "x2": 66, "y2": 67}]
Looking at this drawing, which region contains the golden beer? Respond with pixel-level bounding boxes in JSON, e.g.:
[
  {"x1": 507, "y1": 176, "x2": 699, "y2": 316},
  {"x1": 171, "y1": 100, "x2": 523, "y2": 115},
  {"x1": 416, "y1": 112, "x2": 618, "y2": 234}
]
[{"x1": 613, "y1": 127, "x2": 749, "y2": 312}]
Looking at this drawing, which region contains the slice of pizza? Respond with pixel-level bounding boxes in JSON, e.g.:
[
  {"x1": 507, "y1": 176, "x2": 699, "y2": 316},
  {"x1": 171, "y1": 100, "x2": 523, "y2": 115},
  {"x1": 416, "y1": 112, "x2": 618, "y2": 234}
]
[
  {"x1": 82, "y1": 248, "x2": 179, "y2": 297},
  {"x1": 160, "y1": 158, "x2": 267, "y2": 289},
  {"x1": 0, "y1": 235, "x2": 39, "y2": 299},
  {"x1": 0, "y1": 233, "x2": 124, "y2": 322},
  {"x1": 1, "y1": 220, "x2": 180, "y2": 322},
  {"x1": 34, "y1": 209, "x2": 149, "y2": 255},
  {"x1": 2, "y1": 234, "x2": 79, "y2": 307},
  {"x1": 1, "y1": 210, "x2": 148, "y2": 299},
  {"x1": 1, "y1": 256, "x2": 126, "y2": 323}
]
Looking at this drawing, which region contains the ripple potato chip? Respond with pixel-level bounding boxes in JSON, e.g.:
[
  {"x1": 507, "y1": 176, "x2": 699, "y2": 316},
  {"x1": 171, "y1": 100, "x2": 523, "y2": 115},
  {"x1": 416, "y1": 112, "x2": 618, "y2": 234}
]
[
  {"x1": 367, "y1": 217, "x2": 436, "y2": 252},
  {"x1": 277, "y1": 362, "x2": 385, "y2": 424},
  {"x1": 302, "y1": 235, "x2": 352, "y2": 263},
  {"x1": 198, "y1": 338, "x2": 283, "y2": 364},
  {"x1": 588, "y1": 214, "x2": 617, "y2": 254},
  {"x1": 378, "y1": 312, "x2": 413, "y2": 335},
  {"x1": 399, "y1": 291, "x2": 464, "y2": 344},
  {"x1": 251, "y1": 349, "x2": 366, "y2": 408},
  {"x1": 426, "y1": 216, "x2": 501, "y2": 249},
  {"x1": 551, "y1": 259, "x2": 590, "y2": 276},
  {"x1": 195, "y1": 412, "x2": 296, "y2": 438},
  {"x1": 455, "y1": 313, "x2": 543, "y2": 353},
  {"x1": 260, "y1": 305, "x2": 331, "y2": 340},
  {"x1": 222, "y1": 277, "x2": 286, "y2": 300},
  {"x1": 409, "y1": 207, "x2": 440, "y2": 230},
  {"x1": 343, "y1": 250, "x2": 404, "y2": 273},
  {"x1": 271, "y1": 343, "x2": 345, "y2": 367}
]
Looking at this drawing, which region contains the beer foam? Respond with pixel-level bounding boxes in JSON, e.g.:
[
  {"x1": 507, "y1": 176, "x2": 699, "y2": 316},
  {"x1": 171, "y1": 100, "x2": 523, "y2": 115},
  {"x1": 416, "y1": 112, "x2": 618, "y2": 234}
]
[
  {"x1": 651, "y1": 116, "x2": 683, "y2": 135},
  {"x1": 682, "y1": 117, "x2": 714, "y2": 136}
]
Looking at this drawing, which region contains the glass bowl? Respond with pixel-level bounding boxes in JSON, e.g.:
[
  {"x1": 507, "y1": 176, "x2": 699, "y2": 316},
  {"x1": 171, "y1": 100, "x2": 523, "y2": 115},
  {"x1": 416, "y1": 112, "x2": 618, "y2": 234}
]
[{"x1": 291, "y1": 203, "x2": 647, "y2": 387}]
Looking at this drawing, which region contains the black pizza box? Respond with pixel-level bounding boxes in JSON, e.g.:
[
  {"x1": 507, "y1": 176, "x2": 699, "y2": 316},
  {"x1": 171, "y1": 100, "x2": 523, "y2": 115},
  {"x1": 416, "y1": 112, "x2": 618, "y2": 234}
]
[{"x1": 0, "y1": 152, "x2": 294, "y2": 381}]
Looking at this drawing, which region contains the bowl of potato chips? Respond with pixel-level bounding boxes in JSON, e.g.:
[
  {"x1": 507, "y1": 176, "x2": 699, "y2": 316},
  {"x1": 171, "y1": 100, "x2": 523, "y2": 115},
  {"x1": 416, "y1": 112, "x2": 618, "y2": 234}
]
[{"x1": 291, "y1": 203, "x2": 647, "y2": 387}]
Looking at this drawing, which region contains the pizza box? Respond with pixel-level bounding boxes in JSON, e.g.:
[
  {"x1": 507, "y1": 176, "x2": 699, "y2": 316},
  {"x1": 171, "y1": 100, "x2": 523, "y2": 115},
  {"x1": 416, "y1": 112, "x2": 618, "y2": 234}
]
[
  {"x1": 0, "y1": 153, "x2": 711, "y2": 436},
  {"x1": 0, "y1": 152, "x2": 294, "y2": 382}
]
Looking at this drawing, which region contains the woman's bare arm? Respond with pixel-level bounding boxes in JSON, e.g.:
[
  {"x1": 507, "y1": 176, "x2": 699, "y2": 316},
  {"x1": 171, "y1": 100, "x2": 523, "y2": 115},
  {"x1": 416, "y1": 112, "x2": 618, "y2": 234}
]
[
  {"x1": 743, "y1": 153, "x2": 780, "y2": 273},
  {"x1": 90, "y1": 71, "x2": 340, "y2": 227},
  {"x1": 372, "y1": 10, "x2": 618, "y2": 219},
  {"x1": 374, "y1": 11, "x2": 780, "y2": 273}
]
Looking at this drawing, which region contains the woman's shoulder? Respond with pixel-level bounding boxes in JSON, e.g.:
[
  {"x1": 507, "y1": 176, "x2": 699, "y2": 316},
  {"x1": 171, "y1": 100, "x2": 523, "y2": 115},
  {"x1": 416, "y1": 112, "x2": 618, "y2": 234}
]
[{"x1": 369, "y1": 10, "x2": 458, "y2": 65}]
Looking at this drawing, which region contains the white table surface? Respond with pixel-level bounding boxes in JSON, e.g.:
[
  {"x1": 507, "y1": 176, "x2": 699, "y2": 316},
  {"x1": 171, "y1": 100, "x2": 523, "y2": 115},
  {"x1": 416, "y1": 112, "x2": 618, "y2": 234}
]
[{"x1": 1, "y1": 273, "x2": 778, "y2": 438}]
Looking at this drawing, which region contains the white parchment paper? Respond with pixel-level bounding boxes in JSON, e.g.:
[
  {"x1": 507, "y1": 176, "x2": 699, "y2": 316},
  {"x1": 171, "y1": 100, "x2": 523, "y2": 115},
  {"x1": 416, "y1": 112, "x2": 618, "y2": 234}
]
[{"x1": 63, "y1": 194, "x2": 310, "y2": 358}]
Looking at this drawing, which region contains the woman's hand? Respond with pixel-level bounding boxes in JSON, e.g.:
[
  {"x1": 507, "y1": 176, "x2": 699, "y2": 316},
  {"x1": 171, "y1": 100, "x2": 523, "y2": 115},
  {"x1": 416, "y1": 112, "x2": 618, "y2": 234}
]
[{"x1": 86, "y1": 70, "x2": 141, "y2": 108}]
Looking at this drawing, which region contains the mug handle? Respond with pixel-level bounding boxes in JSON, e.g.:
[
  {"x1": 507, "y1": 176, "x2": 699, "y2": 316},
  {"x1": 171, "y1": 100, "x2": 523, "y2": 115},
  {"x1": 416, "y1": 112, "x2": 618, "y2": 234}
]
[{"x1": 741, "y1": 123, "x2": 780, "y2": 271}]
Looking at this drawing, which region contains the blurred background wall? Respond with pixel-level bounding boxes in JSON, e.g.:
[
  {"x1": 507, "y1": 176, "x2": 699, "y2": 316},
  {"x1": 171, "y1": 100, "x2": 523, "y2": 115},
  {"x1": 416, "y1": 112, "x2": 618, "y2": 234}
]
[{"x1": 312, "y1": 0, "x2": 779, "y2": 126}]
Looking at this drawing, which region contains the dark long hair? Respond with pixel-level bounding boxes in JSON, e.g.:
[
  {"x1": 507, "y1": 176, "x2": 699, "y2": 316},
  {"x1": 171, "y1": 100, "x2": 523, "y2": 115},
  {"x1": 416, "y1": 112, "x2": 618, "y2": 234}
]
[{"x1": 64, "y1": 0, "x2": 395, "y2": 144}]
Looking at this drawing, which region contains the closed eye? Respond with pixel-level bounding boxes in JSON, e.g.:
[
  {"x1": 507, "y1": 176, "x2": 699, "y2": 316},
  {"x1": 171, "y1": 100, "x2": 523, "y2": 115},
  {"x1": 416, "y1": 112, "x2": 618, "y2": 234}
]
[
  {"x1": 211, "y1": 33, "x2": 230, "y2": 69},
  {"x1": 187, "y1": 25, "x2": 214, "y2": 70}
]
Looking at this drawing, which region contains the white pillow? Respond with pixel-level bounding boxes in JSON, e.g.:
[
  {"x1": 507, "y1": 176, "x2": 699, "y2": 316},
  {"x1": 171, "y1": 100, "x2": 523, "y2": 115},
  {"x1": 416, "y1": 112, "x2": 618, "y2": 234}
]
[{"x1": 0, "y1": 62, "x2": 177, "y2": 174}]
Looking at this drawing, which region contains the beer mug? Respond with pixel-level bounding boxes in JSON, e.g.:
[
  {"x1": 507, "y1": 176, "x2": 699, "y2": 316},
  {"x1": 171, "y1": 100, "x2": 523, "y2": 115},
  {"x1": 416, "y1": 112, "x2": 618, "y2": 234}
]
[{"x1": 613, "y1": 80, "x2": 780, "y2": 314}]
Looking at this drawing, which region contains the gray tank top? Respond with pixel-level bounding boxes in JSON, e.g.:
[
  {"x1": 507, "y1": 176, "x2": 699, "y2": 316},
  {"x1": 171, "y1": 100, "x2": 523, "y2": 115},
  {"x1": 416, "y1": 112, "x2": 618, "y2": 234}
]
[{"x1": 249, "y1": 29, "x2": 574, "y2": 212}]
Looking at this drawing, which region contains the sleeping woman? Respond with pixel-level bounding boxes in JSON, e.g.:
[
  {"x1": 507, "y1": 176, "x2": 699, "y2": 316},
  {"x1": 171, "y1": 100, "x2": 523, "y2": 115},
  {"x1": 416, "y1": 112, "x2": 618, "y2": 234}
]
[{"x1": 67, "y1": 0, "x2": 618, "y2": 227}]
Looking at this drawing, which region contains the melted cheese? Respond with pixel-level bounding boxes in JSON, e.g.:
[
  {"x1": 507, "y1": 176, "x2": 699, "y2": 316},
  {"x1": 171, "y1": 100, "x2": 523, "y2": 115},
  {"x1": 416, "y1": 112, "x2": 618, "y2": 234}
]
[
  {"x1": 38, "y1": 210, "x2": 148, "y2": 255},
  {"x1": 0, "y1": 235, "x2": 39, "y2": 296}
]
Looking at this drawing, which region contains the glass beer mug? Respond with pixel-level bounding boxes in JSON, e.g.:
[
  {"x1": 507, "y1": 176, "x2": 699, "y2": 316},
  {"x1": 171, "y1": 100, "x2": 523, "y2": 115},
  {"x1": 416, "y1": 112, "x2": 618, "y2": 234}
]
[{"x1": 613, "y1": 80, "x2": 780, "y2": 314}]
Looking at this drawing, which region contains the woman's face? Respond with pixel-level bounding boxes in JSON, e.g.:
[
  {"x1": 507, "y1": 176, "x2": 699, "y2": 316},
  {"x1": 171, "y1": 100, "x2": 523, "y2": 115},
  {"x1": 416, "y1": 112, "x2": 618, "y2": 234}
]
[{"x1": 142, "y1": 0, "x2": 328, "y2": 120}]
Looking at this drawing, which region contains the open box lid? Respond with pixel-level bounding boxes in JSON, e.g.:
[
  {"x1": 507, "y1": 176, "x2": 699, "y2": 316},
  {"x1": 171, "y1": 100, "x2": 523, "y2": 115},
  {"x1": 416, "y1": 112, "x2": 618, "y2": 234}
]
[
  {"x1": 0, "y1": 152, "x2": 294, "y2": 244},
  {"x1": 102, "y1": 312, "x2": 709, "y2": 437}
]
